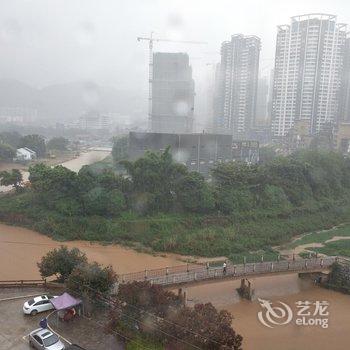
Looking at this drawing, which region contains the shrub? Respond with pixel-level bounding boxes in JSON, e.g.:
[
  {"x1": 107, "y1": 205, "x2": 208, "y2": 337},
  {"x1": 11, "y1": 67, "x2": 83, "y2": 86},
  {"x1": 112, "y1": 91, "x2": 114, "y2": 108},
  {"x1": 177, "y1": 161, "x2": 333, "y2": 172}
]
[{"x1": 66, "y1": 262, "x2": 118, "y2": 297}]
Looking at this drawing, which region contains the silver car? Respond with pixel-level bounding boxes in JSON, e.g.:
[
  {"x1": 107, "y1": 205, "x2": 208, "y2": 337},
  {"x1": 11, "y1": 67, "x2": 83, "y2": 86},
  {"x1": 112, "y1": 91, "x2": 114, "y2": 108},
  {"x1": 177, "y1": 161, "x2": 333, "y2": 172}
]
[{"x1": 29, "y1": 328, "x2": 65, "y2": 350}]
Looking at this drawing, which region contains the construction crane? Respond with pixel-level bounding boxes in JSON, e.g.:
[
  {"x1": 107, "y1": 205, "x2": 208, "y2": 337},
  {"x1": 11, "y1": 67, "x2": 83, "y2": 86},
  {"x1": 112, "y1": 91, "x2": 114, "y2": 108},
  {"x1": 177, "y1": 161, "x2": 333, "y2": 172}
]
[{"x1": 137, "y1": 32, "x2": 207, "y2": 129}]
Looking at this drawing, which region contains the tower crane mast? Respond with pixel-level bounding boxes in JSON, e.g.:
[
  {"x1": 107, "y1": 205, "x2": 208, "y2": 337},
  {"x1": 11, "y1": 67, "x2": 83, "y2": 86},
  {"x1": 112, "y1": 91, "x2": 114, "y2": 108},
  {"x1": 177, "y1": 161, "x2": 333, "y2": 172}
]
[{"x1": 137, "y1": 32, "x2": 207, "y2": 129}]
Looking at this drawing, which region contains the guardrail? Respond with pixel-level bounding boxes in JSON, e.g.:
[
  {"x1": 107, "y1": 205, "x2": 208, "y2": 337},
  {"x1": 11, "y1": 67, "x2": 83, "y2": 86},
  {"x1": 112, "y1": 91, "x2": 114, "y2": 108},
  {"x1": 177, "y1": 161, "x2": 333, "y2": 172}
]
[
  {"x1": 120, "y1": 257, "x2": 337, "y2": 286},
  {"x1": 0, "y1": 279, "x2": 47, "y2": 288}
]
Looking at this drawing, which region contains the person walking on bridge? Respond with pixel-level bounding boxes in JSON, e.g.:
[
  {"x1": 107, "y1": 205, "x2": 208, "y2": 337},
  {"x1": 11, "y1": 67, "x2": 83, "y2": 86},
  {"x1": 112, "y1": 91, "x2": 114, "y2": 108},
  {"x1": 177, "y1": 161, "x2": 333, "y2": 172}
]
[{"x1": 223, "y1": 261, "x2": 227, "y2": 275}]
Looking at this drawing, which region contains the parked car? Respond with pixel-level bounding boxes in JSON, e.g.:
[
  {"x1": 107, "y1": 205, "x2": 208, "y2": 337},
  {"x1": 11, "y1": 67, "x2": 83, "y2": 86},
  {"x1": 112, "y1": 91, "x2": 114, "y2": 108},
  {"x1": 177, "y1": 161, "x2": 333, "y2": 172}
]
[
  {"x1": 29, "y1": 328, "x2": 65, "y2": 350},
  {"x1": 23, "y1": 295, "x2": 58, "y2": 315}
]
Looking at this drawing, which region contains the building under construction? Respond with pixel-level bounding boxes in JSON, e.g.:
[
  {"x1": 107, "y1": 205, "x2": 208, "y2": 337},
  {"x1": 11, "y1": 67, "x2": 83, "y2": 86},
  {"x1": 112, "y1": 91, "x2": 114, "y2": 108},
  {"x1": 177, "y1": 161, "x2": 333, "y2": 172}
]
[
  {"x1": 151, "y1": 52, "x2": 195, "y2": 134},
  {"x1": 128, "y1": 131, "x2": 259, "y2": 177}
]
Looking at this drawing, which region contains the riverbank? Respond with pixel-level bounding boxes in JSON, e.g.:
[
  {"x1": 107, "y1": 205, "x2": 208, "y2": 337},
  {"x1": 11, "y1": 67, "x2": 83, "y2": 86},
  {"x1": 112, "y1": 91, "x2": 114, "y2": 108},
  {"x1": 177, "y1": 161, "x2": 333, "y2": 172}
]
[{"x1": 2, "y1": 191, "x2": 350, "y2": 258}]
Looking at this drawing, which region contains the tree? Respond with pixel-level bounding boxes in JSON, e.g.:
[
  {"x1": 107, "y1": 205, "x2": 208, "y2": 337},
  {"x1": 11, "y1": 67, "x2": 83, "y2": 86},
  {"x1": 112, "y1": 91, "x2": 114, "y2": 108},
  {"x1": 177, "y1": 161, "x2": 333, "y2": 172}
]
[
  {"x1": 107, "y1": 282, "x2": 243, "y2": 350},
  {"x1": 0, "y1": 169, "x2": 23, "y2": 192},
  {"x1": 66, "y1": 262, "x2": 117, "y2": 296},
  {"x1": 259, "y1": 146, "x2": 277, "y2": 164},
  {"x1": 117, "y1": 281, "x2": 183, "y2": 319},
  {"x1": 121, "y1": 147, "x2": 187, "y2": 212},
  {"x1": 29, "y1": 164, "x2": 80, "y2": 197},
  {"x1": 37, "y1": 246, "x2": 87, "y2": 282},
  {"x1": 47, "y1": 137, "x2": 69, "y2": 151},
  {"x1": 0, "y1": 131, "x2": 22, "y2": 148},
  {"x1": 0, "y1": 143, "x2": 16, "y2": 161},
  {"x1": 20, "y1": 134, "x2": 46, "y2": 157},
  {"x1": 211, "y1": 161, "x2": 261, "y2": 188},
  {"x1": 83, "y1": 187, "x2": 126, "y2": 217},
  {"x1": 175, "y1": 172, "x2": 215, "y2": 213},
  {"x1": 161, "y1": 303, "x2": 243, "y2": 350}
]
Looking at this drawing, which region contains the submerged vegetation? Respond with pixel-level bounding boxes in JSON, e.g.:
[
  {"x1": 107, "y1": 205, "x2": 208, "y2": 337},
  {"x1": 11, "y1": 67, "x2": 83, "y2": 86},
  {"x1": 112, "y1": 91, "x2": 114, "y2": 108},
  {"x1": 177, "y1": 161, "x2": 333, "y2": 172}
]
[{"x1": 1, "y1": 149, "x2": 350, "y2": 257}]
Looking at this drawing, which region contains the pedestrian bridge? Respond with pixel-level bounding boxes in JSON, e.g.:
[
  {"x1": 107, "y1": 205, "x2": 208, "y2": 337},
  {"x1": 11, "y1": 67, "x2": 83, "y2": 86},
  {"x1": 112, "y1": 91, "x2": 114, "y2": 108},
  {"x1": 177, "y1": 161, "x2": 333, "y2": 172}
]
[{"x1": 120, "y1": 257, "x2": 337, "y2": 287}]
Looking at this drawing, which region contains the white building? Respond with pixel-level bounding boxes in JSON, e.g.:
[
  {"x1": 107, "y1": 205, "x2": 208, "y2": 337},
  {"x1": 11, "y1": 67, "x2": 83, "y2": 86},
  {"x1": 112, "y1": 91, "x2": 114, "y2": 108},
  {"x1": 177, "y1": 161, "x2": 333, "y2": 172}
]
[
  {"x1": 16, "y1": 147, "x2": 37, "y2": 161},
  {"x1": 78, "y1": 112, "x2": 112, "y2": 130},
  {"x1": 271, "y1": 14, "x2": 347, "y2": 137}
]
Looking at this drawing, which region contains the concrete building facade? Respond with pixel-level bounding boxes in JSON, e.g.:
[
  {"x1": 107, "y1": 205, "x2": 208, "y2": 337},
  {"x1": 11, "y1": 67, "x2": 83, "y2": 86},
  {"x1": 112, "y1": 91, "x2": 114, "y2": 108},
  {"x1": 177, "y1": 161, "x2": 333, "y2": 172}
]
[
  {"x1": 271, "y1": 14, "x2": 347, "y2": 137},
  {"x1": 340, "y1": 37, "x2": 350, "y2": 122},
  {"x1": 128, "y1": 131, "x2": 259, "y2": 177},
  {"x1": 214, "y1": 34, "x2": 261, "y2": 137},
  {"x1": 151, "y1": 52, "x2": 195, "y2": 134}
]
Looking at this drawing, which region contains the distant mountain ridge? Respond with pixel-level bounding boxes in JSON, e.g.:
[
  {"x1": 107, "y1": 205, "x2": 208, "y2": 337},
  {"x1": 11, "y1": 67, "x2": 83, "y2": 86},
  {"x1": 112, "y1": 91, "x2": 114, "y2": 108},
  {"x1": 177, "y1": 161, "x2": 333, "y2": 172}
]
[{"x1": 0, "y1": 79, "x2": 146, "y2": 122}]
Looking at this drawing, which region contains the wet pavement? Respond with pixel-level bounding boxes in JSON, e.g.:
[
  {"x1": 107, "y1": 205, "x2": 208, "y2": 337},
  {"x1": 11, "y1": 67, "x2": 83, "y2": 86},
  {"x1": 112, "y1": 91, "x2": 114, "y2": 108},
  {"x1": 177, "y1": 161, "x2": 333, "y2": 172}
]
[
  {"x1": 0, "y1": 288, "x2": 53, "y2": 350},
  {"x1": 49, "y1": 314, "x2": 124, "y2": 350},
  {"x1": 0, "y1": 287, "x2": 124, "y2": 350}
]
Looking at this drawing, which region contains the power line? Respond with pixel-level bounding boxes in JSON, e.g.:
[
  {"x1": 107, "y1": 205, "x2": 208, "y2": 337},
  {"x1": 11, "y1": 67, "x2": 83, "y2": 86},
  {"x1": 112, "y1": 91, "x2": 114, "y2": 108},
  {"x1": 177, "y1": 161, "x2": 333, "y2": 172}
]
[
  {"x1": 66, "y1": 277, "x2": 231, "y2": 349},
  {"x1": 65, "y1": 278, "x2": 202, "y2": 350}
]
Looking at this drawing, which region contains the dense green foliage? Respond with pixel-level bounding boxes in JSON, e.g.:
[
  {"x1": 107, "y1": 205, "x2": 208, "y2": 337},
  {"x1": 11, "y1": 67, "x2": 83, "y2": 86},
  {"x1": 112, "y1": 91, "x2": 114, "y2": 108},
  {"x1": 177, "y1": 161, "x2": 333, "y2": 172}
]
[
  {"x1": 0, "y1": 169, "x2": 23, "y2": 191},
  {"x1": 47, "y1": 136, "x2": 69, "y2": 151},
  {"x1": 19, "y1": 134, "x2": 46, "y2": 157},
  {"x1": 0, "y1": 131, "x2": 21, "y2": 148},
  {"x1": 37, "y1": 246, "x2": 87, "y2": 282},
  {"x1": 66, "y1": 261, "x2": 117, "y2": 297},
  {"x1": 2, "y1": 149, "x2": 350, "y2": 257},
  {"x1": 0, "y1": 143, "x2": 16, "y2": 160}
]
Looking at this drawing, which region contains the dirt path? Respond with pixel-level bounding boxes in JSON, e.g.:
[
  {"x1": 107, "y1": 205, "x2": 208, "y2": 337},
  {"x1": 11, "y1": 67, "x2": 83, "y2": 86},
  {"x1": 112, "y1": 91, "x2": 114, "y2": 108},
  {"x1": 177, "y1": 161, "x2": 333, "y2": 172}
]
[{"x1": 275, "y1": 225, "x2": 350, "y2": 258}]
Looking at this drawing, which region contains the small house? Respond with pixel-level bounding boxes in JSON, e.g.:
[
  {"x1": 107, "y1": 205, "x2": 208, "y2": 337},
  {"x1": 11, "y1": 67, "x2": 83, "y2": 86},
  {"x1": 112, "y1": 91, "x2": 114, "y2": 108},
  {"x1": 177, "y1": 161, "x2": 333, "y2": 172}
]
[{"x1": 15, "y1": 147, "x2": 37, "y2": 161}]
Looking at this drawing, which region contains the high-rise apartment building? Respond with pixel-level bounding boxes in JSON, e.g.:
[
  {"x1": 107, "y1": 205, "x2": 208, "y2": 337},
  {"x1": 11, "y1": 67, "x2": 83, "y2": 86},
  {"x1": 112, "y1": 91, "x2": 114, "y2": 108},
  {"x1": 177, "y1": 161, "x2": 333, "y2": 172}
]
[
  {"x1": 271, "y1": 14, "x2": 347, "y2": 137},
  {"x1": 214, "y1": 34, "x2": 261, "y2": 137},
  {"x1": 151, "y1": 52, "x2": 195, "y2": 134},
  {"x1": 340, "y1": 37, "x2": 350, "y2": 122}
]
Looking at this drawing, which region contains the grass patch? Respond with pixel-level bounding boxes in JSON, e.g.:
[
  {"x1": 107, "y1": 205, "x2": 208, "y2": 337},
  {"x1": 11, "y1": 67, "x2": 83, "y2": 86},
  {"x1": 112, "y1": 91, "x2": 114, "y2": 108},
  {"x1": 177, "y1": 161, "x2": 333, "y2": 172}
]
[
  {"x1": 288, "y1": 224, "x2": 350, "y2": 249},
  {"x1": 126, "y1": 336, "x2": 163, "y2": 350},
  {"x1": 309, "y1": 239, "x2": 350, "y2": 257}
]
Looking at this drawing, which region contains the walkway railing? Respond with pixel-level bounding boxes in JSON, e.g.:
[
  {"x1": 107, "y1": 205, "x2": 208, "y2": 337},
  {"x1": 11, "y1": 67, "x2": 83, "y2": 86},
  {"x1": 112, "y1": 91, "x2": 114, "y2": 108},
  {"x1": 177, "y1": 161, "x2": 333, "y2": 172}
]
[
  {"x1": 120, "y1": 257, "x2": 337, "y2": 286},
  {"x1": 0, "y1": 279, "x2": 46, "y2": 288}
]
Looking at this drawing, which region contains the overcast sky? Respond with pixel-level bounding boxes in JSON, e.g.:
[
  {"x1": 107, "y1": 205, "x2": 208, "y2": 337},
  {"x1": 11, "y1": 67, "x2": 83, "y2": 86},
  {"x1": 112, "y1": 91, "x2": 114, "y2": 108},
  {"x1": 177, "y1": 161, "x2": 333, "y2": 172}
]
[{"x1": 1, "y1": 0, "x2": 350, "y2": 91}]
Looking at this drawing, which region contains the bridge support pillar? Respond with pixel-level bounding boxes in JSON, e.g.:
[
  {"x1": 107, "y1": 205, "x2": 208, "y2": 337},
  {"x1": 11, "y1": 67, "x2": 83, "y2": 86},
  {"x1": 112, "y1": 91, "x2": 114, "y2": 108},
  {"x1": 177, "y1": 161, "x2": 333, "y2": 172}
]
[{"x1": 237, "y1": 278, "x2": 254, "y2": 301}]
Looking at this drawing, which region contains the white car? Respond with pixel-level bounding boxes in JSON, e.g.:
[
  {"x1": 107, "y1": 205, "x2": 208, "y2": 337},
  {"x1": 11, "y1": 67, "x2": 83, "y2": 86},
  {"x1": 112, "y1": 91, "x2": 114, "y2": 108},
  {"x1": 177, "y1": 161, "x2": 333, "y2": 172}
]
[
  {"x1": 29, "y1": 328, "x2": 65, "y2": 350},
  {"x1": 23, "y1": 295, "x2": 57, "y2": 315}
]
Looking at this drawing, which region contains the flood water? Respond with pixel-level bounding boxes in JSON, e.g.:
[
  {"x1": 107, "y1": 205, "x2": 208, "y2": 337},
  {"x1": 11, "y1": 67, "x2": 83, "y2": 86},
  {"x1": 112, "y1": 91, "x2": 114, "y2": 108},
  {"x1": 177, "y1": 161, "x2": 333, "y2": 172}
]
[
  {"x1": 0, "y1": 223, "x2": 186, "y2": 280},
  {"x1": 183, "y1": 274, "x2": 350, "y2": 350}
]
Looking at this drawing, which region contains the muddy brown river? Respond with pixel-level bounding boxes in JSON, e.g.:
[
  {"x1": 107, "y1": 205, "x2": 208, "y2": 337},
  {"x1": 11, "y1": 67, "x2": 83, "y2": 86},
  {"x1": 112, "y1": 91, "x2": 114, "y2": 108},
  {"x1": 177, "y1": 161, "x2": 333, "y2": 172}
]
[
  {"x1": 184, "y1": 274, "x2": 350, "y2": 350},
  {"x1": 0, "y1": 224, "x2": 186, "y2": 279}
]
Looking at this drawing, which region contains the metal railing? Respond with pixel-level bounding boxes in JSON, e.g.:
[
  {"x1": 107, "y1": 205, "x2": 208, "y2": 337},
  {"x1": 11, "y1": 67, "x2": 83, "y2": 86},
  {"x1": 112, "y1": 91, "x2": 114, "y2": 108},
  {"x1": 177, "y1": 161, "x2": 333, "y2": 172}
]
[
  {"x1": 0, "y1": 279, "x2": 46, "y2": 288},
  {"x1": 120, "y1": 257, "x2": 337, "y2": 286}
]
